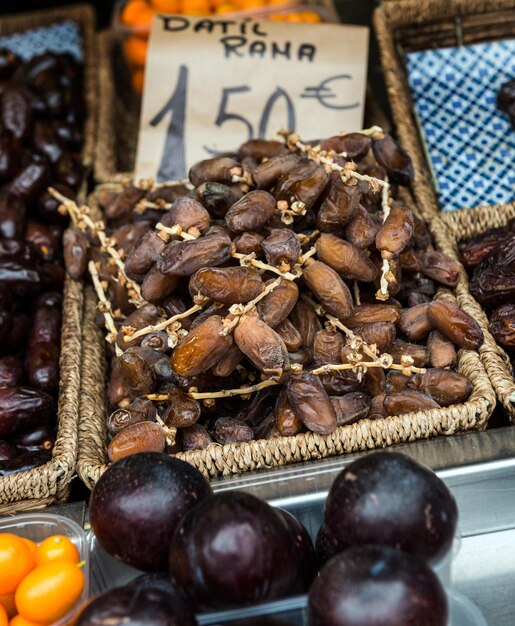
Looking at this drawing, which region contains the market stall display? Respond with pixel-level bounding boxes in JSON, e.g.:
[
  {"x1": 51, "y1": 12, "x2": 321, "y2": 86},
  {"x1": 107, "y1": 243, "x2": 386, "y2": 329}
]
[
  {"x1": 0, "y1": 5, "x2": 96, "y2": 512},
  {"x1": 67, "y1": 129, "x2": 495, "y2": 485}
]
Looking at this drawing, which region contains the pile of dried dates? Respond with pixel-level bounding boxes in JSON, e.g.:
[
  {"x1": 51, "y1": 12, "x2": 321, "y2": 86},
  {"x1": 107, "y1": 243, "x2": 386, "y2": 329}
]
[
  {"x1": 63, "y1": 128, "x2": 483, "y2": 460},
  {"x1": 0, "y1": 47, "x2": 85, "y2": 474},
  {"x1": 461, "y1": 218, "x2": 515, "y2": 367}
]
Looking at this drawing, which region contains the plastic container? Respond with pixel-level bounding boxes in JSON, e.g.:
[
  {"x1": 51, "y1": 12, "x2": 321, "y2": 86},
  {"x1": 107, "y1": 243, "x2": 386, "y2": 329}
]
[
  {"x1": 0, "y1": 513, "x2": 90, "y2": 625},
  {"x1": 89, "y1": 491, "x2": 459, "y2": 591},
  {"x1": 196, "y1": 589, "x2": 487, "y2": 625}
]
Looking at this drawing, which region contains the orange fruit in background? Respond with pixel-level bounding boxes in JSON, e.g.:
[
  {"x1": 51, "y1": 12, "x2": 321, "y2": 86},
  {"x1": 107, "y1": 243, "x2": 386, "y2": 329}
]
[
  {"x1": 15, "y1": 561, "x2": 84, "y2": 625},
  {"x1": 132, "y1": 69, "x2": 145, "y2": 94},
  {"x1": 215, "y1": 2, "x2": 237, "y2": 12},
  {"x1": 9, "y1": 617, "x2": 43, "y2": 626},
  {"x1": 0, "y1": 595, "x2": 16, "y2": 620},
  {"x1": 123, "y1": 35, "x2": 149, "y2": 68},
  {"x1": 238, "y1": 0, "x2": 267, "y2": 9},
  {"x1": 19, "y1": 541, "x2": 36, "y2": 557},
  {"x1": 121, "y1": 0, "x2": 154, "y2": 28},
  {"x1": 181, "y1": 0, "x2": 212, "y2": 14},
  {"x1": 0, "y1": 604, "x2": 7, "y2": 626},
  {"x1": 151, "y1": 0, "x2": 181, "y2": 11},
  {"x1": 35, "y1": 536, "x2": 79, "y2": 567},
  {"x1": 0, "y1": 535, "x2": 35, "y2": 596}
]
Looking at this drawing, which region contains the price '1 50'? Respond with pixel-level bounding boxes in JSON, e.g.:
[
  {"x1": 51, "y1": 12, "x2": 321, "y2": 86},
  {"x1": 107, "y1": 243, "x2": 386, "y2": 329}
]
[{"x1": 151, "y1": 65, "x2": 295, "y2": 181}]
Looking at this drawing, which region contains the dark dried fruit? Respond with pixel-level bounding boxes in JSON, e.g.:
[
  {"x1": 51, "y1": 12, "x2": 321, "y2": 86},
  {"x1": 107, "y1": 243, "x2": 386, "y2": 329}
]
[
  {"x1": 316, "y1": 233, "x2": 377, "y2": 282},
  {"x1": 190, "y1": 266, "x2": 263, "y2": 304},
  {"x1": 287, "y1": 372, "x2": 337, "y2": 435},
  {"x1": 108, "y1": 421, "x2": 166, "y2": 462},
  {"x1": 372, "y1": 134, "x2": 414, "y2": 187},
  {"x1": 384, "y1": 390, "x2": 440, "y2": 415},
  {"x1": 407, "y1": 369, "x2": 473, "y2": 406},
  {"x1": 330, "y1": 392, "x2": 370, "y2": 426},
  {"x1": 234, "y1": 315, "x2": 289, "y2": 376},
  {"x1": 225, "y1": 190, "x2": 276, "y2": 232},
  {"x1": 212, "y1": 416, "x2": 254, "y2": 444},
  {"x1": 303, "y1": 260, "x2": 354, "y2": 320},
  {"x1": 427, "y1": 300, "x2": 484, "y2": 350}
]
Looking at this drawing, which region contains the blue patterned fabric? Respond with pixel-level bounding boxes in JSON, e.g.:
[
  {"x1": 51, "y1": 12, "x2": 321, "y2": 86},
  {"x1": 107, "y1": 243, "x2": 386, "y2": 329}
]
[
  {"x1": 406, "y1": 39, "x2": 515, "y2": 211},
  {"x1": 0, "y1": 20, "x2": 83, "y2": 62}
]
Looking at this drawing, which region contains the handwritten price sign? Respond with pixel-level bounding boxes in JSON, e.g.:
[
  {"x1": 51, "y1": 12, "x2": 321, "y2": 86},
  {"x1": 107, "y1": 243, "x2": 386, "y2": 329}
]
[{"x1": 135, "y1": 16, "x2": 369, "y2": 182}]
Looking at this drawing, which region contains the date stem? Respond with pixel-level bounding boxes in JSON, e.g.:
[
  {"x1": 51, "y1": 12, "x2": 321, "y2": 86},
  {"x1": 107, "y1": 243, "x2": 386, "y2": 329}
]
[
  {"x1": 50, "y1": 188, "x2": 146, "y2": 307},
  {"x1": 88, "y1": 260, "x2": 123, "y2": 357}
]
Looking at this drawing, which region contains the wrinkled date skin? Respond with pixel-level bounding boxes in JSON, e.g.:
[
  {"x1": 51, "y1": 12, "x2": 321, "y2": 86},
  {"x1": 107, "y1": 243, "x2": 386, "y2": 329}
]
[
  {"x1": 275, "y1": 389, "x2": 303, "y2": 436},
  {"x1": 289, "y1": 297, "x2": 322, "y2": 349},
  {"x1": 427, "y1": 330, "x2": 457, "y2": 369},
  {"x1": 330, "y1": 392, "x2": 370, "y2": 426},
  {"x1": 287, "y1": 372, "x2": 337, "y2": 435},
  {"x1": 234, "y1": 315, "x2": 290, "y2": 376},
  {"x1": 303, "y1": 260, "x2": 354, "y2": 320},
  {"x1": 162, "y1": 389, "x2": 201, "y2": 428},
  {"x1": 107, "y1": 397, "x2": 156, "y2": 435},
  {"x1": 375, "y1": 206, "x2": 414, "y2": 259},
  {"x1": 161, "y1": 197, "x2": 211, "y2": 234},
  {"x1": 489, "y1": 304, "x2": 515, "y2": 352},
  {"x1": 421, "y1": 251, "x2": 460, "y2": 287},
  {"x1": 171, "y1": 315, "x2": 234, "y2": 378},
  {"x1": 189, "y1": 156, "x2": 243, "y2": 187},
  {"x1": 372, "y1": 134, "x2": 414, "y2": 187},
  {"x1": 0, "y1": 387, "x2": 53, "y2": 438},
  {"x1": 345, "y1": 304, "x2": 400, "y2": 328},
  {"x1": 427, "y1": 300, "x2": 484, "y2": 350},
  {"x1": 383, "y1": 390, "x2": 440, "y2": 416},
  {"x1": 256, "y1": 278, "x2": 299, "y2": 328},
  {"x1": 313, "y1": 329, "x2": 344, "y2": 364},
  {"x1": 315, "y1": 233, "x2": 377, "y2": 282},
  {"x1": 190, "y1": 266, "x2": 263, "y2": 305},
  {"x1": 321, "y1": 133, "x2": 371, "y2": 160},
  {"x1": 157, "y1": 226, "x2": 232, "y2": 276},
  {"x1": 182, "y1": 424, "x2": 214, "y2": 450},
  {"x1": 398, "y1": 303, "x2": 432, "y2": 341},
  {"x1": 212, "y1": 416, "x2": 254, "y2": 444},
  {"x1": 225, "y1": 190, "x2": 276, "y2": 232},
  {"x1": 63, "y1": 227, "x2": 88, "y2": 280},
  {"x1": 275, "y1": 318, "x2": 302, "y2": 352},
  {"x1": 316, "y1": 175, "x2": 360, "y2": 233},
  {"x1": 408, "y1": 368, "x2": 473, "y2": 406},
  {"x1": 470, "y1": 233, "x2": 515, "y2": 307},
  {"x1": 273, "y1": 158, "x2": 329, "y2": 211},
  {"x1": 262, "y1": 229, "x2": 301, "y2": 268},
  {"x1": 107, "y1": 421, "x2": 166, "y2": 462}
]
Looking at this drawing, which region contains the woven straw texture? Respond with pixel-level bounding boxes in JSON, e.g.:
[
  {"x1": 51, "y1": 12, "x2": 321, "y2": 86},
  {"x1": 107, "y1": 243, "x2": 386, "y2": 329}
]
[
  {"x1": 0, "y1": 4, "x2": 95, "y2": 512},
  {"x1": 432, "y1": 203, "x2": 515, "y2": 419},
  {"x1": 373, "y1": 0, "x2": 515, "y2": 220},
  {"x1": 77, "y1": 224, "x2": 496, "y2": 486},
  {"x1": 94, "y1": 29, "x2": 142, "y2": 183}
]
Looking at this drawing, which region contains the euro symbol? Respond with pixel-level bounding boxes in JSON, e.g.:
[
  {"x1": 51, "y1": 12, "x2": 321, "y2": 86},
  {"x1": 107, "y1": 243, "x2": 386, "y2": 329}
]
[{"x1": 300, "y1": 74, "x2": 359, "y2": 110}]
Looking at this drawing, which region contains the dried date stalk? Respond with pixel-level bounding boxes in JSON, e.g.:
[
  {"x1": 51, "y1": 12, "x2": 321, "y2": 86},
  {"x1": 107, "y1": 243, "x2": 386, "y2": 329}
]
[
  {"x1": 88, "y1": 260, "x2": 122, "y2": 357},
  {"x1": 50, "y1": 188, "x2": 146, "y2": 307},
  {"x1": 280, "y1": 130, "x2": 393, "y2": 300}
]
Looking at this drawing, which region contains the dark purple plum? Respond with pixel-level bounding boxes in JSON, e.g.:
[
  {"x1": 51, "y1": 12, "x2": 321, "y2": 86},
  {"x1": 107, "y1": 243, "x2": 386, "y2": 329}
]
[
  {"x1": 76, "y1": 584, "x2": 198, "y2": 626},
  {"x1": 89, "y1": 453, "x2": 212, "y2": 571},
  {"x1": 169, "y1": 492, "x2": 298, "y2": 610},
  {"x1": 308, "y1": 546, "x2": 448, "y2": 626},
  {"x1": 276, "y1": 508, "x2": 317, "y2": 592},
  {"x1": 319, "y1": 452, "x2": 457, "y2": 564}
]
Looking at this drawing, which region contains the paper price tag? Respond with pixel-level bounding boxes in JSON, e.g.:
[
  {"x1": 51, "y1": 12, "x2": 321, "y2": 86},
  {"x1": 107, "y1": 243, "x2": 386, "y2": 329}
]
[{"x1": 135, "y1": 15, "x2": 369, "y2": 182}]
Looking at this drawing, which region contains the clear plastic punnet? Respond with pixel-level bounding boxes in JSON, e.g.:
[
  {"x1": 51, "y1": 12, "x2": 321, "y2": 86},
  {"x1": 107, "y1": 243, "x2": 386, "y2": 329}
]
[{"x1": 0, "y1": 512, "x2": 90, "y2": 625}]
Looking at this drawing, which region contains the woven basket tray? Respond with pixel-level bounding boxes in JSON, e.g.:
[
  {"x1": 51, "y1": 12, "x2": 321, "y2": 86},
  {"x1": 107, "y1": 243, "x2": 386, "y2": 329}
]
[
  {"x1": 76, "y1": 185, "x2": 496, "y2": 484},
  {"x1": 0, "y1": 4, "x2": 96, "y2": 513},
  {"x1": 431, "y1": 203, "x2": 515, "y2": 419},
  {"x1": 373, "y1": 0, "x2": 515, "y2": 221}
]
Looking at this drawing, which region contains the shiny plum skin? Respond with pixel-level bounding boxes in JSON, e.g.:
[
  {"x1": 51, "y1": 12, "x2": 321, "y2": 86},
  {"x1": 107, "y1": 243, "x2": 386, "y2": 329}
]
[
  {"x1": 169, "y1": 491, "x2": 298, "y2": 610},
  {"x1": 308, "y1": 546, "x2": 448, "y2": 626},
  {"x1": 76, "y1": 584, "x2": 198, "y2": 626},
  {"x1": 89, "y1": 453, "x2": 212, "y2": 572},
  {"x1": 319, "y1": 452, "x2": 457, "y2": 564}
]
